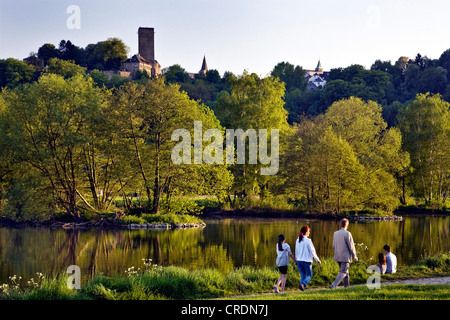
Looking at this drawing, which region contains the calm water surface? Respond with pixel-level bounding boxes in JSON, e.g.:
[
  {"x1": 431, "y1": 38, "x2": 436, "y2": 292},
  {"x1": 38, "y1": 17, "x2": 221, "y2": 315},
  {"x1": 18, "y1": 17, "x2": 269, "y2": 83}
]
[{"x1": 0, "y1": 216, "x2": 448, "y2": 284}]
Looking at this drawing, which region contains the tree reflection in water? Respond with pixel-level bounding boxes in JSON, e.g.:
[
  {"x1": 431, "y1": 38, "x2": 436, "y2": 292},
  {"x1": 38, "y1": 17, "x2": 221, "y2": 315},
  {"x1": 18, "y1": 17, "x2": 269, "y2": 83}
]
[{"x1": 0, "y1": 216, "x2": 448, "y2": 284}]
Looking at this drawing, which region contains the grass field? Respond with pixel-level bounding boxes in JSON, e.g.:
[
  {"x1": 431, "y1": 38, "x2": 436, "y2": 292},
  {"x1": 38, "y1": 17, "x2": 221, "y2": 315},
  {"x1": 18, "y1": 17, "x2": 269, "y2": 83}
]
[{"x1": 1, "y1": 253, "x2": 449, "y2": 300}]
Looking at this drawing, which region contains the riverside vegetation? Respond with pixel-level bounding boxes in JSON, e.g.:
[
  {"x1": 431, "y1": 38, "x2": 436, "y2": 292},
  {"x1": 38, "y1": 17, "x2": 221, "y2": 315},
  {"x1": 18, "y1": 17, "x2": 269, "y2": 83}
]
[
  {"x1": 1, "y1": 36, "x2": 449, "y2": 303},
  {"x1": 0, "y1": 40, "x2": 449, "y2": 225},
  {"x1": 0, "y1": 253, "x2": 448, "y2": 300}
]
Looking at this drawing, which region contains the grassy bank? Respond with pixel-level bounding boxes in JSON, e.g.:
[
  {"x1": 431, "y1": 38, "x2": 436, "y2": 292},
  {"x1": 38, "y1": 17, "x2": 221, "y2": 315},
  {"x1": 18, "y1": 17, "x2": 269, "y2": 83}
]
[
  {"x1": 115, "y1": 212, "x2": 204, "y2": 226},
  {"x1": 2, "y1": 195, "x2": 448, "y2": 228},
  {"x1": 1, "y1": 253, "x2": 448, "y2": 300}
]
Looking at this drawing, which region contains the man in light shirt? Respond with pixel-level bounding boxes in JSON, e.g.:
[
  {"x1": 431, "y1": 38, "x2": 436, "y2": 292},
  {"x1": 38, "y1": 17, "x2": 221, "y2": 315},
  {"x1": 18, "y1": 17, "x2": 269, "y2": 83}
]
[
  {"x1": 383, "y1": 244, "x2": 397, "y2": 274},
  {"x1": 329, "y1": 218, "x2": 358, "y2": 289}
]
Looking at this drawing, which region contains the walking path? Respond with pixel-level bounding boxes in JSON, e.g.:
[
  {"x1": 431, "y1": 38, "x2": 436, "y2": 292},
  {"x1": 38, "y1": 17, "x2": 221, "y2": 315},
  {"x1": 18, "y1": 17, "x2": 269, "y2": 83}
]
[
  {"x1": 222, "y1": 276, "x2": 450, "y2": 299},
  {"x1": 382, "y1": 276, "x2": 450, "y2": 285}
]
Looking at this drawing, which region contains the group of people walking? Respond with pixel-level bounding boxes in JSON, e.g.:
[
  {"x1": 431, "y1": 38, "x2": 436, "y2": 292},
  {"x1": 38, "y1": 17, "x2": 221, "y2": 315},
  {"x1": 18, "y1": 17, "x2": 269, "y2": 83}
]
[{"x1": 274, "y1": 218, "x2": 397, "y2": 293}]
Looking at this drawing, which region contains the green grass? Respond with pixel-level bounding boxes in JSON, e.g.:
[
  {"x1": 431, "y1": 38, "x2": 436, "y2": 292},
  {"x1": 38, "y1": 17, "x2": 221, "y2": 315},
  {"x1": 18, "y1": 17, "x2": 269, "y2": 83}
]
[
  {"x1": 117, "y1": 212, "x2": 204, "y2": 226},
  {"x1": 1, "y1": 253, "x2": 449, "y2": 300}
]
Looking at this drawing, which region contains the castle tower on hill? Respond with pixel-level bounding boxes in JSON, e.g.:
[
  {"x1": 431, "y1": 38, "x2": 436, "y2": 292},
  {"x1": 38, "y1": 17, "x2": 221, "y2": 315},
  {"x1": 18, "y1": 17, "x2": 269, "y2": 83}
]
[
  {"x1": 121, "y1": 27, "x2": 161, "y2": 78},
  {"x1": 138, "y1": 27, "x2": 155, "y2": 62}
]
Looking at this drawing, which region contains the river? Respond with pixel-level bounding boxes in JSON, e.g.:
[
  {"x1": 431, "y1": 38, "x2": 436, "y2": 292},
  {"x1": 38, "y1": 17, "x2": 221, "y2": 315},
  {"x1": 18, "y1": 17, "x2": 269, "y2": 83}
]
[{"x1": 0, "y1": 215, "x2": 448, "y2": 285}]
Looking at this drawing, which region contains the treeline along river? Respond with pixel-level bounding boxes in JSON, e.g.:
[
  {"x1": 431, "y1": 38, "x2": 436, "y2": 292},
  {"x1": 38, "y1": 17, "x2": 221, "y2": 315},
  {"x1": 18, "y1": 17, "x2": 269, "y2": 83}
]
[{"x1": 0, "y1": 216, "x2": 449, "y2": 285}]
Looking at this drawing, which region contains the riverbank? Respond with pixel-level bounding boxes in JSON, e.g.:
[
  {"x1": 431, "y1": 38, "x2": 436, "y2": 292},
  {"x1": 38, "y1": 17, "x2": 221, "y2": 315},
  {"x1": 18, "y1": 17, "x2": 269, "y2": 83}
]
[
  {"x1": 0, "y1": 212, "x2": 206, "y2": 230},
  {"x1": 1, "y1": 253, "x2": 448, "y2": 300},
  {"x1": 203, "y1": 208, "x2": 401, "y2": 221},
  {"x1": 0, "y1": 204, "x2": 448, "y2": 230},
  {"x1": 203, "y1": 204, "x2": 450, "y2": 220}
]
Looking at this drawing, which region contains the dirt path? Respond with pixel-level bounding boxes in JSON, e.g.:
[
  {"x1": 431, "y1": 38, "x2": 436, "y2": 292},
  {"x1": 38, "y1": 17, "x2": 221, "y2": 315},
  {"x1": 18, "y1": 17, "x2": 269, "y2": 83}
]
[
  {"x1": 381, "y1": 276, "x2": 450, "y2": 285},
  {"x1": 221, "y1": 276, "x2": 450, "y2": 299}
]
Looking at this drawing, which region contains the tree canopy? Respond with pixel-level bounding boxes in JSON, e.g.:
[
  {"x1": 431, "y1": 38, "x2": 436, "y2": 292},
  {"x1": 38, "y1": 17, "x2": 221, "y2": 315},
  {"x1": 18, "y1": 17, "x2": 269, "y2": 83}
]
[
  {"x1": 282, "y1": 97, "x2": 409, "y2": 213},
  {"x1": 1, "y1": 42, "x2": 450, "y2": 222}
]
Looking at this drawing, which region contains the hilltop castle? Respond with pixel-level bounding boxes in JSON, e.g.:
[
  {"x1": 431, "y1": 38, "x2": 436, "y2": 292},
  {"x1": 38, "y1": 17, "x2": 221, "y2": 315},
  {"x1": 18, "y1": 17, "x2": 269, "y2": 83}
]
[
  {"x1": 120, "y1": 27, "x2": 161, "y2": 78},
  {"x1": 118, "y1": 27, "x2": 207, "y2": 80}
]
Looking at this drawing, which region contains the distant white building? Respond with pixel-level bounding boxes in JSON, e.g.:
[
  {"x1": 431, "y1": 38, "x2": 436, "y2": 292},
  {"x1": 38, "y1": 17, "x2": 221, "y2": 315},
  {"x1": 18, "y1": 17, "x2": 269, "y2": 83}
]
[
  {"x1": 304, "y1": 60, "x2": 329, "y2": 90},
  {"x1": 307, "y1": 73, "x2": 327, "y2": 90}
]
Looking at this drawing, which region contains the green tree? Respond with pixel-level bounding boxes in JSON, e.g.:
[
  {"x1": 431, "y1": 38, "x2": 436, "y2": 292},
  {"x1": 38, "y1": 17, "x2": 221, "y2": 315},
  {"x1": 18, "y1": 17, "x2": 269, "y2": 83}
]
[
  {"x1": 58, "y1": 40, "x2": 86, "y2": 66},
  {"x1": 398, "y1": 93, "x2": 450, "y2": 205},
  {"x1": 284, "y1": 97, "x2": 409, "y2": 213},
  {"x1": 214, "y1": 72, "x2": 290, "y2": 203},
  {"x1": 282, "y1": 118, "x2": 366, "y2": 213},
  {"x1": 0, "y1": 73, "x2": 104, "y2": 219},
  {"x1": 317, "y1": 127, "x2": 366, "y2": 213},
  {"x1": 205, "y1": 69, "x2": 221, "y2": 84},
  {"x1": 415, "y1": 67, "x2": 447, "y2": 95},
  {"x1": 328, "y1": 64, "x2": 365, "y2": 82},
  {"x1": 86, "y1": 38, "x2": 128, "y2": 70},
  {"x1": 0, "y1": 58, "x2": 36, "y2": 88},
  {"x1": 323, "y1": 65, "x2": 393, "y2": 107},
  {"x1": 37, "y1": 43, "x2": 60, "y2": 65},
  {"x1": 46, "y1": 58, "x2": 86, "y2": 79},
  {"x1": 180, "y1": 80, "x2": 215, "y2": 104},
  {"x1": 112, "y1": 78, "x2": 232, "y2": 214},
  {"x1": 319, "y1": 79, "x2": 352, "y2": 111},
  {"x1": 438, "y1": 48, "x2": 450, "y2": 81},
  {"x1": 371, "y1": 59, "x2": 404, "y2": 101},
  {"x1": 271, "y1": 61, "x2": 307, "y2": 92},
  {"x1": 162, "y1": 64, "x2": 191, "y2": 83},
  {"x1": 89, "y1": 69, "x2": 110, "y2": 88}
]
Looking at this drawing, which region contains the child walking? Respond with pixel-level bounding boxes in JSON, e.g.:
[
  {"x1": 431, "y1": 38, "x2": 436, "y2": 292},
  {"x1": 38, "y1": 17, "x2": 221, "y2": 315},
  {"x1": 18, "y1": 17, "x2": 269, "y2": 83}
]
[{"x1": 274, "y1": 234, "x2": 296, "y2": 293}]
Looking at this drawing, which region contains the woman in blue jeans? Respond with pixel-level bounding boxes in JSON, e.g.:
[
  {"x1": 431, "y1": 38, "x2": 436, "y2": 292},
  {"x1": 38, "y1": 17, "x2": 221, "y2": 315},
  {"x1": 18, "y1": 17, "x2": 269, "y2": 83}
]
[{"x1": 295, "y1": 225, "x2": 321, "y2": 291}]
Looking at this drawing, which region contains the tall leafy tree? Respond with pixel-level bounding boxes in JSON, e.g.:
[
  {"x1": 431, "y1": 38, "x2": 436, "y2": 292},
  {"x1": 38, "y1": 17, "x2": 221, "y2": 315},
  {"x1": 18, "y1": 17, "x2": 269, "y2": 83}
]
[
  {"x1": 283, "y1": 97, "x2": 409, "y2": 213},
  {"x1": 398, "y1": 93, "x2": 450, "y2": 204},
  {"x1": 271, "y1": 61, "x2": 307, "y2": 92},
  {"x1": 324, "y1": 98, "x2": 409, "y2": 211},
  {"x1": 214, "y1": 72, "x2": 290, "y2": 202},
  {"x1": 112, "y1": 78, "x2": 232, "y2": 214},
  {"x1": 86, "y1": 38, "x2": 128, "y2": 70},
  {"x1": 162, "y1": 64, "x2": 191, "y2": 83},
  {"x1": 46, "y1": 58, "x2": 86, "y2": 79},
  {"x1": 0, "y1": 72, "x2": 104, "y2": 219},
  {"x1": 37, "y1": 43, "x2": 60, "y2": 65},
  {"x1": 58, "y1": 40, "x2": 86, "y2": 66},
  {"x1": 0, "y1": 58, "x2": 36, "y2": 88}
]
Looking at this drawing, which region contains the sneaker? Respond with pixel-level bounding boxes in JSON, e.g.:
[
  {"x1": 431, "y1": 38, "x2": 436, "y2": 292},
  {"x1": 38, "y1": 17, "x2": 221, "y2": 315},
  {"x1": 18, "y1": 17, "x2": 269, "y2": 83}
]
[
  {"x1": 273, "y1": 285, "x2": 279, "y2": 293},
  {"x1": 299, "y1": 283, "x2": 305, "y2": 291}
]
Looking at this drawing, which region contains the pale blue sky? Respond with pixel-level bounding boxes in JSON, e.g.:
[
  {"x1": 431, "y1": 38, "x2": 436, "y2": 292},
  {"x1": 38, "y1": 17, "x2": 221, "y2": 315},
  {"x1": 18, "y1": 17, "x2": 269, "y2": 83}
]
[{"x1": 1, "y1": 0, "x2": 450, "y2": 76}]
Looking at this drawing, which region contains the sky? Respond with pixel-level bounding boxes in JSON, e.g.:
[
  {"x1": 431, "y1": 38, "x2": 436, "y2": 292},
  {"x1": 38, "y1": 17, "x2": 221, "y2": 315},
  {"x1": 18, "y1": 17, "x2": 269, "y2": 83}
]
[{"x1": 1, "y1": 0, "x2": 450, "y2": 76}]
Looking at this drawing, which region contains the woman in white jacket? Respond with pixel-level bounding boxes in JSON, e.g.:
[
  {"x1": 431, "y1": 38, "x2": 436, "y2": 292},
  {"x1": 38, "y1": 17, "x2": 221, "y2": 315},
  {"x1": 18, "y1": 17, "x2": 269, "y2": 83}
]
[{"x1": 295, "y1": 225, "x2": 321, "y2": 291}]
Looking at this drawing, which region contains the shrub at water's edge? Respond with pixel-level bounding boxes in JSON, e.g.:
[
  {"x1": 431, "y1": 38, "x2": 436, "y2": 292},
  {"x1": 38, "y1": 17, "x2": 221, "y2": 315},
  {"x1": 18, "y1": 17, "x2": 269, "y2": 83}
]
[{"x1": 116, "y1": 212, "x2": 204, "y2": 226}]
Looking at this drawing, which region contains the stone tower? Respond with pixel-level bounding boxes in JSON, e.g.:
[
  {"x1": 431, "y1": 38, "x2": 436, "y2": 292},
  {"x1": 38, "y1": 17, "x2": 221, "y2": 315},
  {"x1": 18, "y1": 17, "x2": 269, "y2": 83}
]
[{"x1": 138, "y1": 27, "x2": 155, "y2": 62}]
